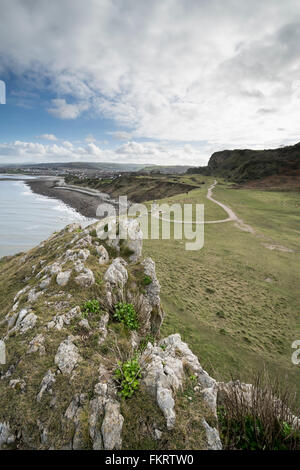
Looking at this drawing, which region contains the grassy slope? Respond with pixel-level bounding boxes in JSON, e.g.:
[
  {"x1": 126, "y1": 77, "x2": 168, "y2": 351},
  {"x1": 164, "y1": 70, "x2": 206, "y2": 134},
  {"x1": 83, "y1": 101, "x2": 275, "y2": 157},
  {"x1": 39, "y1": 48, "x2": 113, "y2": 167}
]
[{"x1": 143, "y1": 177, "x2": 300, "y2": 395}]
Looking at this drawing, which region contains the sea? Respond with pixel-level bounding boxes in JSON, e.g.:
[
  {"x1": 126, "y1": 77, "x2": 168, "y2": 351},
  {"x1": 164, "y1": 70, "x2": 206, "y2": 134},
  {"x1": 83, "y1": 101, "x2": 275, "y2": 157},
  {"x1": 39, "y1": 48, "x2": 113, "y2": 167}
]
[{"x1": 0, "y1": 174, "x2": 95, "y2": 258}]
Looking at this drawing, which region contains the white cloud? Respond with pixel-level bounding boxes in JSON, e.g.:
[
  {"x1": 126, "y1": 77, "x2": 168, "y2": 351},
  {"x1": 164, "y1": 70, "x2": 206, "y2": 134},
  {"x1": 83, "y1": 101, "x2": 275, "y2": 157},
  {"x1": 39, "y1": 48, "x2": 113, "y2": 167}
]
[
  {"x1": 85, "y1": 134, "x2": 96, "y2": 143},
  {"x1": 1, "y1": 1, "x2": 300, "y2": 157},
  {"x1": 0, "y1": 139, "x2": 206, "y2": 166},
  {"x1": 47, "y1": 99, "x2": 89, "y2": 119},
  {"x1": 38, "y1": 134, "x2": 57, "y2": 141}
]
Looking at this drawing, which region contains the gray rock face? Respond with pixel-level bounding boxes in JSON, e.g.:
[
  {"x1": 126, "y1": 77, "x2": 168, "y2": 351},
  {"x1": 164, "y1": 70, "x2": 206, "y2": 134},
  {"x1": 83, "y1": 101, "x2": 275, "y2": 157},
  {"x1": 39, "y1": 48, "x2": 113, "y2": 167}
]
[
  {"x1": 202, "y1": 419, "x2": 222, "y2": 450},
  {"x1": 39, "y1": 276, "x2": 51, "y2": 290},
  {"x1": 104, "y1": 257, "x2": 128, "y2": 289},
  {"x1": 0, "y1": 340, "x2": 5, "y2": 365},
  {"x1": 66, "y1": 223, "x2": 82, "y2": 233},
  {"x1": 27, "y1": 288, "x2": 43, "y2": 303},
  {"x1": 37, "y1": 369, "x2": 56, "y2": 402},
  {"x1": 96, "y1": 217, "x2": 143, "y2": 263},
  {"x1": 27, "y1": 334, "x2": 45, "y2": 355},
  {"x1": 101, "y1": 400, "x2": 124, "y2": 450},
  {"x1": 0, "y1": 422, "x2": 15, "y2": 449},
  {"x1": 74, "y1": 268, "x2": 95, "y2": 287},
  {"x1": 138, "y1": 257, "x2": 164, "y2": 336},
  {"x1": 141, "y1": 333, "x2": 218, "y2": 442},
  {"x1": 56, "y1": 270, "x2": 72, "y2": 287},
  {"x1": 18, "y1": 312, "x2": 37, "y2": 334},
  {"x1": 96, "y1": 245, "x2": 109, "y2": 265},
  {"x1": 119, "y1": 218, "x2": 143, "y2": 262},
  {"x1": 54, "y1": 336, "x2": 81, "y2": 375}
]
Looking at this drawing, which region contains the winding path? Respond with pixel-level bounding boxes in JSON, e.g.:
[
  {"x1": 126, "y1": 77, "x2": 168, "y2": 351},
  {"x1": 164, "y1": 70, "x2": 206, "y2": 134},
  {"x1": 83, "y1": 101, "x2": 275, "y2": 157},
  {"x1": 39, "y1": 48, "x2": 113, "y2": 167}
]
[{"x1": 151, "y1": 180, "x2": 239, "y2": 225}]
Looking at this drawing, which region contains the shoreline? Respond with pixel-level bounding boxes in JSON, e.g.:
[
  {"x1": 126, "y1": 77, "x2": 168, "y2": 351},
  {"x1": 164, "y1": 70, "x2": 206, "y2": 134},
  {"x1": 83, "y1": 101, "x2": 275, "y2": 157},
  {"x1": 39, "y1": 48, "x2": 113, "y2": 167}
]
[{"x1": 27, "y1": 178, "x2": 104, "y2": 219}]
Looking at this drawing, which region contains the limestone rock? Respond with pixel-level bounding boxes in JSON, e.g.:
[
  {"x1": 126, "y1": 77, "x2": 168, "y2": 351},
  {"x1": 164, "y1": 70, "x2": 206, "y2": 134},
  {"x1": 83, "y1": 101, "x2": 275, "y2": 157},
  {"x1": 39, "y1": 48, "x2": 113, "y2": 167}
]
[
  {"x1": 96, "y1": 245, "x2": 109, "y2": 265},
  {"x1": 55, "y1": 336, "x2": 81, "y2": 375},
  {"x1": 37, "y1": 369, "x2": 56, "y2": 402},
  {"x1": 101, "y1": 400, "x2": 124, "y2": 450},
  {"x1": 27, "y1": 334, "x2": 45, "y2": 355},
  {"x1": 74, "y1": 268, "x2": 95, "y2": 287},
  {"x1": 56, "y1": 270, "x2": 72, "y2": 287},
  {"x1": 202, "y1": 418, "x2": 222, "y2": 450},
  {"x1": 0, "y1": 422, "x2": 15, "y2": 449}
]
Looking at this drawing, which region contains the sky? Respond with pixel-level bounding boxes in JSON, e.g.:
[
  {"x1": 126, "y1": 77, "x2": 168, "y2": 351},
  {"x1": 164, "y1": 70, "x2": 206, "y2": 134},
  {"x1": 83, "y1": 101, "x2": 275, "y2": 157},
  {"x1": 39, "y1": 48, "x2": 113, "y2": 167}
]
[{"x1": 1, "y1": 0, "x2": 300, "y2": 166}]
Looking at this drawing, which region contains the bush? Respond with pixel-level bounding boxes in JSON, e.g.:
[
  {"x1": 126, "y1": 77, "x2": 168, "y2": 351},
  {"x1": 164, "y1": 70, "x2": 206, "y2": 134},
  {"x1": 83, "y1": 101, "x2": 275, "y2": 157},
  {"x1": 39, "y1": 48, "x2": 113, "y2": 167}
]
[
  {"x1": 82, "y1": 299, "x2": 101, "y2": 318},
  {"x1": 114, "y1": 357, "x2": 142, "y2": 398},
  {"x1": 141, "y1": 275, "x2": 152, "y2": 286},
  {"x1": 114, "y1": 302, "x2": 139, "y2": 330},
  {"x1": 218, "y1": 371, "x2": 300, "y2": 450}
]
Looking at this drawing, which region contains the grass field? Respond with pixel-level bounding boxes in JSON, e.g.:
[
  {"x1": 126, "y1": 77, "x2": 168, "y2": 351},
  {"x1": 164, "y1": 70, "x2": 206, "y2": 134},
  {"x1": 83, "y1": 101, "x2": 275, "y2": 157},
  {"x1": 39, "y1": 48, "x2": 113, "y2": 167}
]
[{"x1": 143, "y1": 176, "x2": 300, "y2": 396}]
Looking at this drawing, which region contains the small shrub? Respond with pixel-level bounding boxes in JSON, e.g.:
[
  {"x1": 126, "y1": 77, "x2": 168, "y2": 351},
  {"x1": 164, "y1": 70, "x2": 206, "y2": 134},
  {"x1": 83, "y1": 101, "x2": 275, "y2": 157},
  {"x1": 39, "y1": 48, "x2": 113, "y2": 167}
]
[
  {"x1": 139, "y1": 334, "x2": 155, "y2": 352},
  {"x1": 114, "y1": 302, "x2": 139, "y2": 330},
  {"x1": 218, "y1": 371, "x2": 300, "y2": 450},
  {"x1": 82, "y1": 299, "x2": 101, "y2": 318},
  {"x1": 141, "y1": 275, "x2": 152, "y2": 287},
  {"x1": 114, "y1": 357, "x2": 142, "y2": 398}
]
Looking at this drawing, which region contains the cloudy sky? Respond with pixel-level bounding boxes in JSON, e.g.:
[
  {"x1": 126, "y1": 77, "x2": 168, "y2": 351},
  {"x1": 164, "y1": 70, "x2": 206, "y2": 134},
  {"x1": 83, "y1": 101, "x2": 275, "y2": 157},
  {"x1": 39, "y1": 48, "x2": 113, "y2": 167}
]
[{"x1": 1, "y1": 0, "x2": 300, "y2": 165}]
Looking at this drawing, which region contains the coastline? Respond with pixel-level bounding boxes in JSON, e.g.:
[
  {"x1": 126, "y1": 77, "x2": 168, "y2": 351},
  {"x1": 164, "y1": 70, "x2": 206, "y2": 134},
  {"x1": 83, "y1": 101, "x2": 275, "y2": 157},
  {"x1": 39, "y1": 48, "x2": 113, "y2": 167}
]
[{"x1": 27, "y1": 178, "x2": 103, "y2": 219}]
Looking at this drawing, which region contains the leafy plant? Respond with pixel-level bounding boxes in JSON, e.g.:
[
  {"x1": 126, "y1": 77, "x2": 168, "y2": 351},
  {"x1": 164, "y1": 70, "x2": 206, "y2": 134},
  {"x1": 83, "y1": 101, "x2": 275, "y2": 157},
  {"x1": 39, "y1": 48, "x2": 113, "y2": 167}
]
[
  {"x1": 82, "y1": 299, "x2": 101, "y2": 318},
  {"x1": 114, "y1": 302, "x2": 139, "y2": 330},
  {"x1": 114, "y1": 357, "x2": 142, "y2": 398},
  {"x1": 141, "y1": 275, "x2": 152, "y2": 286}
]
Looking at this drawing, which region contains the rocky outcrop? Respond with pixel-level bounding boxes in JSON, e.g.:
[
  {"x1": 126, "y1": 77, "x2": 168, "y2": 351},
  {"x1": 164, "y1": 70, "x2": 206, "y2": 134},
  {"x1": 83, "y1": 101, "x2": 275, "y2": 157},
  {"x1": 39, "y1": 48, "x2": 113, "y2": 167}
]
[{"x1": 0, "y1": 216, "x2": 228, "y2": 451}]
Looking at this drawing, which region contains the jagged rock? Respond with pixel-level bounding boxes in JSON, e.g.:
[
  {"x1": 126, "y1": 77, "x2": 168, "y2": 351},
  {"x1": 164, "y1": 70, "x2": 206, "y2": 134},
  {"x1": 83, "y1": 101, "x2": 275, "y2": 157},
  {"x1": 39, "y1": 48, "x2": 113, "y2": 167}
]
[
  {"x1": 9, "y1": 378, "x2": 26, "y2": 392},
  {"x1": 27, "y1": 334, "x2": 45, "y2": 355},
  {"x1": 39, "y1": 276, "x2": 51, "y2": 290},
  {"x1": 47, "y1": 262, "x2": 62, "y2": 275},
  {"x1": 55, "y1": 336, "x2": 81, "y2": 375},
  {"x1": 74, "y1": 260, "x2": 85, "y2": 273},
  {"x1": 0, "y1": 422, "x2": 15, "y2": 449},
  {"x1": 96, "y1": 217, "x2": 142, "y2": 263},
  {"x1": 74, "y1": 268, "x2": 95, "y2": 287},
  {"x1": 37, "y1": 370, "x2": 56, "y2": 402},
  {"x1": 0, "y1": 340, "x2": 5, "y2": 364},
  {"x1": 101, "y1": 400, "x2": 124, "y2": 450},
  {"x1": 141, "y1": 334, "x2": 218, "y2": 436},
  {"x1": 96, "y1": 245, "x2": 109, "y2": 265},
  {"x1": 104, "y1": 258, "x2": 128, "y2": 305},
  {"x1": 66, "y1": 223, "x2": 82, "y2": 233},
  {"x1": 75, "y1": 235, "x2": 92, "y2": 248},
  {"x1": 98, "y1": 313, "x2": 109, "y2": 345},
  {"x1": 202, "y1": 419, "x2": 222, "y2": 450},
  {"x1": 13, "y1": 285, "x2": 30, "y2": 303},
  {"x1": 119, "y1": 218, "x2": 143, "y2": 262},
  {"x1": 18, "y1": 312, "x2": 37, "y2": 334},
  {"x1": 56, "y1": 270, "x2": 72, "y2": 287},
  {"x1": 27, "y1": 287, "x2": 43, "y2": 303},
  {"x1": 64, "y1": 393, "x2": 88, "y2": 450},
  {"x1": 154, "y1": 429, "x2": 162, "y2": 440},
  {"x1": 157, "y1": 386, "x2": 176, "y2": 429},
  {"x1": 138, "y1": 257, "x2": 164, "y2": 336}
]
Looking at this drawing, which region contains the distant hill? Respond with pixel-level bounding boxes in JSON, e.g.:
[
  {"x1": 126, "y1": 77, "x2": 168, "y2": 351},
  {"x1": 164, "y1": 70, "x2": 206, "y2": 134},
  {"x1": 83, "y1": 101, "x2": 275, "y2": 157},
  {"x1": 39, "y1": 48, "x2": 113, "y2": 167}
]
[
  {"x1": 0, "y1": 162, "x2": 191, "y2": 174},
  {"x1": 187, "y1": 142, "x2": 300, "y2": 186}
]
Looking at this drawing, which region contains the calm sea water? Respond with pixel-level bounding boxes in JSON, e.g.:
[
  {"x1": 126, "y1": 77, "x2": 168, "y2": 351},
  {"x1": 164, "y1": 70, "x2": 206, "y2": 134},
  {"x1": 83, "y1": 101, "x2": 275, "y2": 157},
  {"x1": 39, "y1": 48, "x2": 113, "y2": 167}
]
[{"x1": 0, "y1": 175, "x2": 95, "y2": 258}]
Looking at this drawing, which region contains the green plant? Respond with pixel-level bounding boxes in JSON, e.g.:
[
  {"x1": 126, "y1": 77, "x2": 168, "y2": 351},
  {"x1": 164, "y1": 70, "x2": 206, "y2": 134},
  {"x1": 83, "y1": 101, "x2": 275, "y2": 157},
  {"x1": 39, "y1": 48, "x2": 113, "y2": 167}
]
[
  {"x1": 141, "y1": 275, "x2": 152, "y2": 286},
  {"x1": 139, "y1": 334, "x2": 155, "y2": 352},
  {"x1": 114, "y1": 357, "x2": 142, "y2": 398},
  {"x1": 114, "y1": 302, "x2": 139, "y2": 330},
  {"x1": 82, "y1": 299, "x2": 101, "y2": 318}
]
